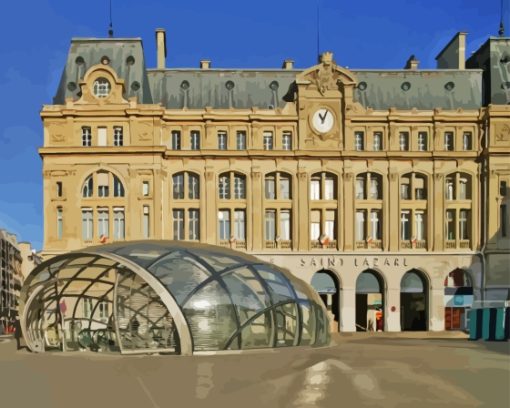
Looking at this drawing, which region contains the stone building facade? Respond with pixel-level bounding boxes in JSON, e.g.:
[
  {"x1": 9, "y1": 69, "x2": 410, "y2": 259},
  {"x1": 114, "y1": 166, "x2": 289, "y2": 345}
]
[{"x1": 39, "y1": 30, "x2": 510, "y2": 332}]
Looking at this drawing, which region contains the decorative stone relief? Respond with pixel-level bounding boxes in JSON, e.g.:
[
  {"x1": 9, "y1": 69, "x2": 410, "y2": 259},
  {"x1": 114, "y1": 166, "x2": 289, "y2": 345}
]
[{"x1": 495, "y1": 124, "x2": 510, "y2": 143}]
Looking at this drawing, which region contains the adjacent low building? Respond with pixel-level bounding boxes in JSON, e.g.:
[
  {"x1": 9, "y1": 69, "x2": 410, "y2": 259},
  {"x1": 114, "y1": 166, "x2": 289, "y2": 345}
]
[{"x1": 39, "y1": 29, "x2": 510, "y2": 333}]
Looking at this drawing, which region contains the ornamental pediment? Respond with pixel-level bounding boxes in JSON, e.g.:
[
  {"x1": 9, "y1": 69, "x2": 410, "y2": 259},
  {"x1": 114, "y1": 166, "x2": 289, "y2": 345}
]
[{"x1": 296, "y1": 52, "x2": 357, "y2": 95}]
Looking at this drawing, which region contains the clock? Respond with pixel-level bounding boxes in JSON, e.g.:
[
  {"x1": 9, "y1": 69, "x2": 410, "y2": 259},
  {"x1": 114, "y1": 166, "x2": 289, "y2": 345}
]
[{"x1": 312, "y1": 108, "x2": 334, "y2": 134}]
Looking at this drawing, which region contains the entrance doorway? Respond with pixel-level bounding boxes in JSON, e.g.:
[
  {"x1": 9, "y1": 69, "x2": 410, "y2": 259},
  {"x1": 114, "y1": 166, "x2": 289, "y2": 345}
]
[
  {"x1": 444, "y1": 268, "x2": 473, "y2": 331},
  {"x1": 311, "y1": 270, "x2": 340, "y2": 332},
  {"x1": 400, "y1": 269, "x2": 428, "y2": 331},
  {"x1": 356, "y1": 270, "x2": 384, "y2": 332}
]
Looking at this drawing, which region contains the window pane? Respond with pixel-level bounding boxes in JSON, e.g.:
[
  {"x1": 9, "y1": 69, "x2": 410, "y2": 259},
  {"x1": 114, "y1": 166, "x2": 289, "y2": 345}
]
[
  {"x1": 265, "y1": 210, "x2": 276, "y2": 240},
  {"x1": 234, "y1": 210, "x2": 246, "y2": 240},
  {"x1": 356, "y1": 177, "x2": 365, "y2": 200},
  {"x1": 265, "y1": 177, "x2": 275, "y2": 199},
  {"x1": 280, "y1": 210, "x2": 291, "y2": 240},
  {"x1": 173, "y1": 174, "x2": 184, "y2": 199},
  {"x1": 189, "y1": 174, "x2": 200, "y2": 199},
  {"x1": 219, "y1": 175, "x2": 230, "y2": 199},
  {"x1": 218, "y1": 210, "x2": 230, "y2": 240},
  {"x1": 234, "y1": 175, "x2": 246, "y2": 199},
  {"x1": 369, "y1": 176, "x2": 380, "y2": 199},
  {"x1": 113, "y1": 209, "x2": 125, "y2": 240},
  {"x1": 173, "y1": 209, "x2": 184, "y2": 240},
  {"x1": 236, "y1": 131, "x2": 246, "y2": 150},
  {"x1": 324, "y1": 177, "x2": 335, "y2": 200},
  {"x1": 310, "y1": 179, "x2": 320, "y2": 200},
  {"x1": 98, "y1": 209, "x2": 109, "y2": 238},
  {"x1": 400, "y1": 211, "x2": 410, "y2": 240},
  {"x1": 356, "y1": 210, "x2": 366, "y2": 241},
  {"x1": 280, "y1": 176, "x2": 291, "y2": 199},
  {"x1": 189, "y1": 209, "x2": 200, "y2": 240}
]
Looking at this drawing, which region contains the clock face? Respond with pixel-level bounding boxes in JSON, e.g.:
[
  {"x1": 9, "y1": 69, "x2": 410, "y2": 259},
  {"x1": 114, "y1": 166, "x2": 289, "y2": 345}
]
[{"x1": 312, "y1": 108, "x2": 334, "y2": 134}]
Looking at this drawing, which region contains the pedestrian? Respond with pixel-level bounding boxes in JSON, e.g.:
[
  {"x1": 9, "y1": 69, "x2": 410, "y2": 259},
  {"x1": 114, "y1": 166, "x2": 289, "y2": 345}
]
[{"x1": 13, "y1": 316, "x2": 23, "y2": 350}]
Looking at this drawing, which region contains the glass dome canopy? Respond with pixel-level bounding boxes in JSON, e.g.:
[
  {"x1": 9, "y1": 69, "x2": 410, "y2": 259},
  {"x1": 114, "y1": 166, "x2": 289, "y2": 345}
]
[{"x1": 20, "y1": 241, "x2": 330, "y2": 355}]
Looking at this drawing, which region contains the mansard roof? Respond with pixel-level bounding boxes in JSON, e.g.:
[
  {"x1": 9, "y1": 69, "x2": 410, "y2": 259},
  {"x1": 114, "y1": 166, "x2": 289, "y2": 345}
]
[{"x1": 53, "y1": 37, "x2": 484, "y2": 110}]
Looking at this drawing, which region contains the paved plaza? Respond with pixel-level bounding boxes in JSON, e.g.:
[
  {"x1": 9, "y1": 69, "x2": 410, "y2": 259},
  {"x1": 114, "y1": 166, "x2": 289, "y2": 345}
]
[{"x1": 0, "y1": 333, "x2": 508, "y2": 408}]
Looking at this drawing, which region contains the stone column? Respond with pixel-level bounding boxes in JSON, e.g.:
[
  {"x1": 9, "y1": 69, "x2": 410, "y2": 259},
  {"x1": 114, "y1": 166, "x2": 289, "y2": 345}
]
[
  {"x1": 250, "y1": 170, "x2": 262, "y2": 251},
  {"x1": 429, "y1": 287, "x2": 445, "y2": 331},
  {"x1": 297, "y1": 171, "x2": 309, "y2": 251},
  {"x1": 433, "y1": 173, "x2": 444, "y2": 251},
  {"x1": 343, "y1": 172, "x2": 354, "y2": 251},
  {"x1": 385, "y1": 287, "x2": 401, "y2": 331},
  {"x1": 388, "y1": 170, "x2": 399, "y2": 251},
  {"x1": 204, "y1": 168, "x2": 216, "y2": 244},
  {"x1": 340, "y1": 286, "x2": 356, "y2": 332}
]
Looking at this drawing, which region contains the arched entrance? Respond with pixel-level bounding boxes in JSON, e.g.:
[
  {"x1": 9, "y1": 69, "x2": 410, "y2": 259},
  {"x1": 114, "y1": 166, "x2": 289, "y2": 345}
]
[
  {"x1": 311, "y1": 270, "x2": 340, "y2": 332},
  {"x1": 400, "y1": 269, "x2": 428, "y2": 331},
  {"x1": 356, "y1": 270, "x2": 384, "y2": 332},
  {"x1": 444, "y1": 268, "x2": 473, "y2": 331}
]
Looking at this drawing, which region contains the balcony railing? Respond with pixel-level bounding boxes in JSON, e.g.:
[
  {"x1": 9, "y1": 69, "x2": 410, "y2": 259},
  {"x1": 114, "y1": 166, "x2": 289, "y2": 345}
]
[
  {"x1": 235, "y1": 240, "x2": 247, "y2": 250},
  {"x1": 445, "y1": 240, "x2": 456, "y2": 249},
  {"x1": 400, "y1": 240, "x2": 412, "y2": 249},
  {"x1": 265, "y1": 240, "x2": 277, "y2": 249},
  {"x1": 355, "y1": 241, "x2": 367, "y2": 249},
  {"x1": 280, "y1": 240, "x2": 292, "y2": 249},
  {"x1": 415, "y1": 240, "x2": 427, "y2": 249},
  {"x1": 369, "y1": 240, "x2": 382, "y2": 249},
  {"x1": 460, "y1": 240, "x2": 470, "y2": 249},
  {"x1": 310, "y1": 240, "x2": 322, "y2": 249},
  {"x1": 219, "y1": 240, "x2": 229, "y2": 248}
]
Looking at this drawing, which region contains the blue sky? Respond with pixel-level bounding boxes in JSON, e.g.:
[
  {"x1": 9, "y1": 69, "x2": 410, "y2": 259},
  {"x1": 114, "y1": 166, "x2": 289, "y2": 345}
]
[{"x1": 0, "y1": 0, "x2": 507, "y2": 250}]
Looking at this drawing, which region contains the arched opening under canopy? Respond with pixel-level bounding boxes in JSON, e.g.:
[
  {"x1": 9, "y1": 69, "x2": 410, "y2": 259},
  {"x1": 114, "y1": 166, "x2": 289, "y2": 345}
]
[
  {"x1": 444, "y1": 268, "x2": 473, "y2": 331},
  {"x1": 355, "y1": 270, "x2": 385, "y2": 332},
  {"x1": 400, "y1": 269, "x2": 428, "y2": 331},
  {"x1": 311, "y1": 269, "x2": 340, "y2": 332}
]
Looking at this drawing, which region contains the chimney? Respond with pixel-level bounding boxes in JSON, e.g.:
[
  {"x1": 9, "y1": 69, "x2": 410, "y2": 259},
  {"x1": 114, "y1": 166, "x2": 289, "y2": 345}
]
[
  {"x1": 282, "y1": 59, "x2": 294, "y2": 70},
  {"x1": 435, "y1": 32, "x2": 467, "y2": 69},
  {"x1": 200, "y1": 59, "x2": 211, "y2": 70},
  {"x1": 155, "y1": 28, "x2": 167, "y2": 70},
  {"x1": 404, "y1": 55, "x2": 419, "y2": 70}
]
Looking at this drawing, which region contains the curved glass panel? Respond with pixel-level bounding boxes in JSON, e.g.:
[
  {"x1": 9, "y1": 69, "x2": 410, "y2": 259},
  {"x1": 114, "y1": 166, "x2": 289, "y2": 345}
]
[
  {"x1": 299, "y1": 300, "x2": 316, "y2": 346},
  {"x1": 239, "y1": 311, "x2": 273, "y2": 349},
  {"x1": 183, "y1": 280, "x2": 238, "y2": 351},
  {"x1": 148, "y1": 251, "x2": 210, "y2": 305},
  {"x1": 401, "y1": 271, "x2": 425, "y2": 293},
  {"x1": 356, "y1": 271, "x2": 382, "y2": 293},
  {"x1": 254, "y1": 265, "x2": 295, "y2": 304},
  {"x1": 221, "y1": 267, "x2": 271, "y2": 325},
  {"x1": 275, "y1": 302, "x2": 298, "y2": 347}
]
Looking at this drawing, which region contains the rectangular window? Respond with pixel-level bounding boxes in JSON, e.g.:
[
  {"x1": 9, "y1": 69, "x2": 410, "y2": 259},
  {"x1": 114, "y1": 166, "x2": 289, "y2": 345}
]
[
  {"x1": 444, "y1": 132, "x2": 454, "y2": 151},
  {"x1": 142, "y1": 181, "x2": 150, "y2": 197},
  {"x1": 325, "y1": 210, "x2": 336, "y2": 239},
  {"x1": 500, "y1": 181, "x2": 507, "y2": 197},
  {"x1": 83, "y1": 298, "x2": 93, "y2": 318},
  {"x1": 234, "y1": 176, "x2": 245, "y2": 199},
  {"x1": 265, "y1": 177, "x2": 276, "y2": 199},
  {"x1": 98, "y1": 301, "x2": 109, "y2": 319},
  {"x1": 445, "y1": 178, "x2": 454, "y2": 200},
  {"x1": 98, "y1": 208, "x2": 109, "y2": 238},
  {"x1": 173, "y1": 174, "x2": 184, "y2": 199},
  {"x1": 417, "y1": 132, "x2": 427, "y2": 151},
  {"x1": 310, "y1": 210, "x2": 321, "y2": 240},
  {"x1": 370, "y1": 210, "x2": 381, "y2": 240},
  {"x1": 113, "y1": 127, "x2": 123, "y2": 146},
  {"x1": 446, "y1": 209, "x2": 456, "y2": 240},
  {"x1": 282, "y1": 132, "x2": 292, "y2": 150},
  {"x1": 415, "y1": 211, "x2": 426, "y2": 241},
  {"x1": 399, "y1": 132, "x2": 409, "y2": 151},
  {"x1": 263, "y1": 131, "x2": 274, "y2": 150},
  {"x1": 190, "y1": 131, "x2": 200, "y2": 150},
  {"x1": 173, "y1": 209, "x2": 184, "y2": 240},
  {"x1": 356, "y1": 210, "x2": 366, "y2": 241},
  {"x1": 462, "y1": 132, "x2": 472, "y2": 150},
  {"x1": 373, "y1": 132, "x2": 382, "y2": 151},
  {"x1": 354, "y1": 131, "x2": 364, "y2": 151},
  {"x1": 113, "y1": 208, "x2": 125, "y2": 240},
  {"x1": 236, "y1": 131, "x2": 246, "y2": 150},
  {"x1": 501, "y1": 204, "x2": 507, "y2": 237},
  {"x1": 415, "y1": 177, "x2": 426, "y2": 199},
  {"x1": 171, "y1": 131, "x2": 181, "y2": 150},
  {"x1": 81, "y1": 209, "x2": 93, "y2": 240},
  {"x1": 280, "y1": 210, "x2": 291, "y2": 240},
  {"x1": 459, "y1": 209, "x2": 470, "y2": 240},
  {"x1": 234, "y1": 210, "x2": 246, "y2": 240},
  {"x1": 143, "y1": 206, "x2": 150, "y2": 239},
  {"x1": 310, "y1": 178, "x2": 321, "y2": 200},
  {"x1": 188, "y1": 175, "x2": 200, "y2": 199},
  {"x1": 219, "y1": 175, "x2": 230, "y2": 199},
  {"x1": 369, "y1": 177, "x2": 380, "y2": 199},
  {"x1": 189, "y1": 209, "x2": 200, "y2": 240},
  {"x1": 400, "y1": 210, "x2": 411, "y2": 240},
  {"x1": 265, "y1": 210, "x2": 276, "y2": 240},
  {"x1": 355, "y1": 177, "x2": 365, "y2": 200},
  {"x1": 218, "y1": 210, "x2": 230, "y2": 240},
  {"x1": 57, "y1": 207, "x2": 63, "y2": 240},
  {"x1": 280, "y1": 177, "x2": 291, "y2": 200},
  {"x1": 98, "y1": 127, "x2": 107, "y2": 147},
  {"x1": 324, "y1": 178, "x2": 335, "y2": 200},
  {"x1": 56, "y1": 182, "x2": 63, "y2": 197},
  {"x1": 459, "y1": 179, "x2": 468, "y2": 200},
  {"x1": 97, "y1": 172, "x2": 109, "y2": 197},
  {"x1": 82, "y1": 127, "x2": 92, "y2": 146},
  {"x1": 218, "y1": 132, "x2": 228, "y2": 150},
  {"x1": 400, "y1": 179, "x2": 410, "y2": 200}
]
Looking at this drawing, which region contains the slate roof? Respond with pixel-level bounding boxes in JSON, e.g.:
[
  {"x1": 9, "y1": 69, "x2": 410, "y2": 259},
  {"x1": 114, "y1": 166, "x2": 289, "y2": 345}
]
[{"x1": 53, "y1": 37, "x2": 485, "y2": 110}]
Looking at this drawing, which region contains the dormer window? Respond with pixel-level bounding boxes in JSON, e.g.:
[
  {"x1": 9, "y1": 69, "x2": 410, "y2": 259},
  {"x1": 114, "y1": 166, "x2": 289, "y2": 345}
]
[{"x1": 93, "y1": 78, "x2": 111, "y2": 98}]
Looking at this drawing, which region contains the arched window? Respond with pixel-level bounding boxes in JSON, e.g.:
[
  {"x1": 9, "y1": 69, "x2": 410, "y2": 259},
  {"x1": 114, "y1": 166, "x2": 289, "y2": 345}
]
[
  {"x1": 310, "y1": 172, "x2": 337, "y2": 200},
  {"x1": 445, "y1": 173, "x2": 471, "y2": 200},
  {"x1": 265, "y1": 172, "x2": 292, "y2": 200},
  {"x1": 356, "y1": 173, "x2": 381, "y2": 200},
  {"x1": 401, "y1": 173, "x2": 427, "y2": 200},
  {"x1": 172, "y1": 172, "x2": 200, "y2": 200},
  {"x1": 82, "y1": 175, "x2": 93, "y2": 198},
  {"x1": 81, "y1": 171, "x2": 124, "y2": 199},
  {"x1": 219, "y1": 172, "x2": 246, "y2": 200}
]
